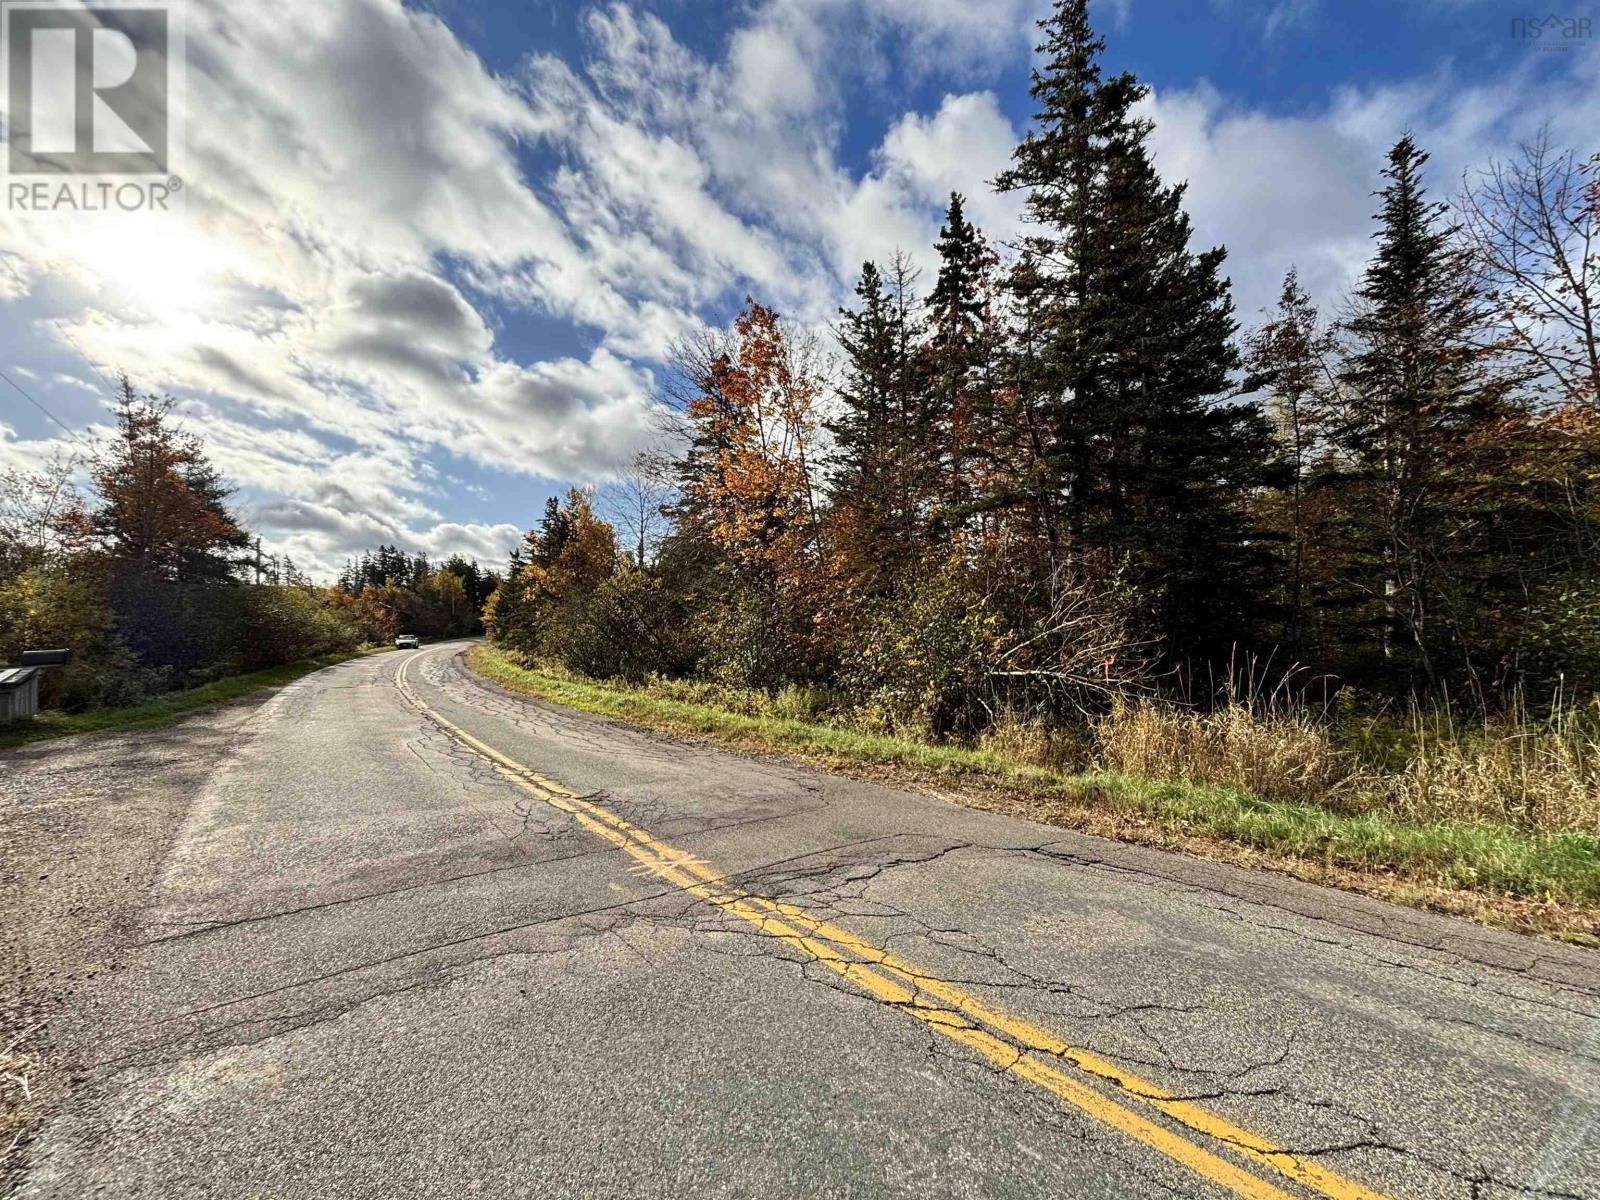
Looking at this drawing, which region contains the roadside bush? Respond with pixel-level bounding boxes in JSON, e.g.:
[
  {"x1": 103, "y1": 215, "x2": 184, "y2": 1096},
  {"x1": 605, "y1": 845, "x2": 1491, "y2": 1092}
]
[
  {"x1": 1516, "y1": 572, "x2": 1600, "y2": 697},
  {"x1": 0, "y1": 565, "x2": 145, "y2": 709},
  {"x1": 839, "y1": 566, "x2": 1000, "y2": 739},
  {"x1": 548, "y1": 568, "x2": 698, "y2": 682},
  {"x1": 321, "y1": 584, "x2": 400, "y2": 644},
  {"x1": 234, "y1": 585, "x2": 363, "y2": 671},
  {"x1": 109, "y1": 573, "x2": 247, "y2": 686},
  {"x1": 702, "y1": 584, "x2": 819, "y2": 692},
  {"x1": 840, "y1": 561, "x2": 1147, "y2": 740}
]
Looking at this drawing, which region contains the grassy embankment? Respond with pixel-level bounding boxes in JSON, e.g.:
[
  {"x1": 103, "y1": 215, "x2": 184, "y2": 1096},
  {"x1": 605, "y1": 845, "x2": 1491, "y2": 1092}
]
[
  {"x1": 0, "y1": 647, "x2": 386, "y2": 750},
  {"x1": 468, "y1": 643, "x2": 1600, "y2": 941}
]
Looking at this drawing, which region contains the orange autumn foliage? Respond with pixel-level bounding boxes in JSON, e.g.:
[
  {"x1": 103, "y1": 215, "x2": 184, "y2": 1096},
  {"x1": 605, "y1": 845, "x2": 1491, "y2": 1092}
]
[{"x1": 682, "y1": 300, "x2": 824, "y2": 590}]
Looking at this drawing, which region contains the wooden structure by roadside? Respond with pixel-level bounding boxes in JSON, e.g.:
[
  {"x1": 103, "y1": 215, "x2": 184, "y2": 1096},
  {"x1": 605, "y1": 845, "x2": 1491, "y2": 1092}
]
[
  {"x1": 0, "y1": 667, "x2": 42, "y2": 723},
  {"x1": 0, "y1": 650, "x2": 70, "y2": 723}
]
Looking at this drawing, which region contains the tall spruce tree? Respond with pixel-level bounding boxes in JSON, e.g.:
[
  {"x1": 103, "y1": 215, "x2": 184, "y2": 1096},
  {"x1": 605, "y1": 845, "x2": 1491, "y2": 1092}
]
[
  {"x1": 923, "y1": 193, "x2": 1003, "y2": 529},
  {"x1": 1245, "y1": 268, "x2": 1336, "y2": 655},
  {"x1": 831, "y1": 261, "x2": 900, "y2": 511},
  {"x1": 92, "y1": 381, "x2": 250, "y2": 584},
  {"x1": 994, "y1": 0, "x2": 1279, "y2": 660},
  {"x1": 1332, "y1": 135, "x2": 1517, "y2": 690},
  {"x1": 536, "y1": 495, "x2": 575, "y2": 565},
  {"x1": 829, "y1": 256, "x2": 923, "y2": 590}
]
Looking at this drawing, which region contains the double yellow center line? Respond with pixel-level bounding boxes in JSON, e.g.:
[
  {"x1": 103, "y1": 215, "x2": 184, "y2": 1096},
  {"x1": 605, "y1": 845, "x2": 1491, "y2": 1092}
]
[{"x1": 397, "y1": 652, "x2": 1393, "y2": 1200}]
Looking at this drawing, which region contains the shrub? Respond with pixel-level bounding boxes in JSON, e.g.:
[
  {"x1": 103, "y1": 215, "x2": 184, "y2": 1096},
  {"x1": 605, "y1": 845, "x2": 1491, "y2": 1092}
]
[
  {"x1": 109, "y1": 573, "x2": 245, "y2": 685},
  {"x1": 839, "y1": 566, "x2": 1000, "y2": 739},
  {"x1": 551, "y1": 568, "x2": 699, "y2": 682},
  {"x1": 840, "y1": 561, "x2": 1148, "y2": 739},
  {"x1": 0, "y1": 565, "x2": 144, "y2": 709},
  {"x1": 702, "y1": 584, "x2": 819, "y2": 691},
  {"x1": 234, "y1": 585, "x2": 362, "y2": 671}
]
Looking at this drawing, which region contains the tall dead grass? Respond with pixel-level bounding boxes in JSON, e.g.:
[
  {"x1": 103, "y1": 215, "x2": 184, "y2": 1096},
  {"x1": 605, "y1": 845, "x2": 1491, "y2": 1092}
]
[
  {"x1": 1094, "y1": 700, "x2": 1365, "y2": 811},
  {"x1": 1092, "y1": 688, "x2": 1600, "y2": 836},
  {"x1": 1372, "y1": 699, "x2": 1600, "y2": 832}
]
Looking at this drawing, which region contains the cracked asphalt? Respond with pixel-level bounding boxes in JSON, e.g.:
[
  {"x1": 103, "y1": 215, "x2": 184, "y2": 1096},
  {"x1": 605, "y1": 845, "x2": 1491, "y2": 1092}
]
[{"x1": 3, "y1": 641, "x2": 1598, "y2": 1199}]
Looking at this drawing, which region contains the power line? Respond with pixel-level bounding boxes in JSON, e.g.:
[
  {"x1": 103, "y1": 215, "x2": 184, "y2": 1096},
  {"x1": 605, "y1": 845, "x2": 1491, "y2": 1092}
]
[
  {"x1": 0, "y1": 253, "x2": 113, "y2": 456},
  {"x1": 0, "y1": 367, "x2": 96, "y2": 453},
  {"x1": 0, "y1": 253, "x2": 121, "y2": 399}
]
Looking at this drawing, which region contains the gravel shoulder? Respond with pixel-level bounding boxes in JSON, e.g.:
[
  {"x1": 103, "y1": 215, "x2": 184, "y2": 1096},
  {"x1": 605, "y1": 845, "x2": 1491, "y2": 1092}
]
[{"x1": 0, "y1": 696, "x2": 274, "y2": 1188}]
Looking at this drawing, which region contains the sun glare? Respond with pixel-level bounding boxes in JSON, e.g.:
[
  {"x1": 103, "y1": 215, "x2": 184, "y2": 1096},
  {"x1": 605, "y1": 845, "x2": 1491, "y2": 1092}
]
[{"x1": 73, "y1": 216, "x2": 226, "y2": 316}]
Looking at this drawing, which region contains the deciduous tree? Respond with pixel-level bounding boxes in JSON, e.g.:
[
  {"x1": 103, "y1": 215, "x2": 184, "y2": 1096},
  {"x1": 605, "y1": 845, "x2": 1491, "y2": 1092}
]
[{"x1": 1459, "y1": 129, "x2": 1599, "y2": 408}]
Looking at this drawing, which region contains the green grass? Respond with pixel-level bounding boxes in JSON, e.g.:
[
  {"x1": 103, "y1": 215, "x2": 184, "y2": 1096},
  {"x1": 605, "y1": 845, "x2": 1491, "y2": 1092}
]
[
  {"x1": 469, "y1": 644, "x2": 1600, "y2": 910},
  {"x1": 0, "y1": 647, "x2": 385, "y2": 749}
]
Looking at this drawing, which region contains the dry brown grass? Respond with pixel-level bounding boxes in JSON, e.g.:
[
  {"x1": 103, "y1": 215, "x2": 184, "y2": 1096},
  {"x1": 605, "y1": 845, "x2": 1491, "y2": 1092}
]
[
  {"x1": 976, "y1": 711, "x2": 1081, "y2": 771},
  {"x1": 1370, "y1": 702, "x2": 1600, "y2": 832},
  {"x1": 1094, "y1": 700, "x2": 1362, "y2": 811},
  {"x1": 1092, "y1": 694, "x2": 1600, "y2": 836}
]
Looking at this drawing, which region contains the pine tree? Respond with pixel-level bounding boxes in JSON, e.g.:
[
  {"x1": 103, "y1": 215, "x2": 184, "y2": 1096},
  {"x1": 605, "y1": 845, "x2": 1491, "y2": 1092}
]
[
  {"x1": 91, "y1": 379, "x2": 249, "y2": 583},
  {"x1": 993, "y1": 0, "x2": 1123, "y2": 558},
  {"x1": 994, "y1": 0, "x2": 1279, "y2": 659},
  {"x1": 1331, "y1": 135, "x2": 1518, "y2": 689},
  {"x1": 536, "y1": 496, "x2": 574, "y2": 565}
]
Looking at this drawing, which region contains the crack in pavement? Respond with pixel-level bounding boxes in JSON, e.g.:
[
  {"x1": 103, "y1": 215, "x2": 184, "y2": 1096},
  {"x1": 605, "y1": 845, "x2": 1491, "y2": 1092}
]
[{"x1": 23, "y1": 645, "x2": 1594, "y2": 1200}]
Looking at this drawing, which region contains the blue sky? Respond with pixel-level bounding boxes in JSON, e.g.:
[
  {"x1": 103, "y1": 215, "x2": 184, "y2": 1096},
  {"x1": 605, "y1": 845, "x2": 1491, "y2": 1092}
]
[{"x1": 1, "y1": 0, "x2": 1596, "y2": 578}]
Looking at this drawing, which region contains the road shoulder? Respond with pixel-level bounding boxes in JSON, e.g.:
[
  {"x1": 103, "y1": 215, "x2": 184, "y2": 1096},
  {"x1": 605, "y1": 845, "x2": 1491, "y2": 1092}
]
[{"x1": 0, "y1": 689, "x2": 281, "y2": 1187}]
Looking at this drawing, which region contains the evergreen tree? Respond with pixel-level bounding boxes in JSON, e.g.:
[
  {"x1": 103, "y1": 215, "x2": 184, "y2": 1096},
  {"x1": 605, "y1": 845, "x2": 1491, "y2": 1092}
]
[
  {"x1": 91, "y1": 379, "x2": 249, "y2": 583},
  {"x1": 536, "y1": 495, "x2": 575, "y2": 565},
  {"x1": 829, "y1": 258, "x2": 922, "y2": 590},
  {"x1": 1245, "y1": 267, "x2": 1336, "y2": 654},
  {"x1": 1330, "y1": 135, "x2": 1519, "y2": 689},
  {"x1": 923, "y1": 193, "x2": 1003, "y2": 528},
  {"x1": 994, "y1": 0, "x2": 1279, "y2": 659}
]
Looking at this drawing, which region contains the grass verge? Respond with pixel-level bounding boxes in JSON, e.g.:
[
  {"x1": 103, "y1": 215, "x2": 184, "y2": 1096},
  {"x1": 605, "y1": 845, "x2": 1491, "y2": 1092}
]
[
  {"x1": 468, "y1": 644, "x2": 1600, "y2": 941},
  {"x1": 0, "y1": 648, "x2": 385, "y2": 750}
]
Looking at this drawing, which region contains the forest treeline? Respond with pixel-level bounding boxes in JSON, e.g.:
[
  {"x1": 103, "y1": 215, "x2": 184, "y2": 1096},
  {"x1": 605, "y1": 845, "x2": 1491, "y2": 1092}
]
[
  {"x1": 5, "y1": 0, "x2": 1597, "y2": 766},
  {"x1": 487, "y1": 0, "x2": 1600, "y2": 745},
  {"x1": 0, "y1": 380, "x2": 497, "y2": 710}
]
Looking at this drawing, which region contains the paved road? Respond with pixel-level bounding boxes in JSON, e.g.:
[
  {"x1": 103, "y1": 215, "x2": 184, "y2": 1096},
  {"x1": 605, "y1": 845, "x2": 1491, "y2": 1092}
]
[{"x1": 5, "y1": 642, "x2": 1599, "y2": 1199}]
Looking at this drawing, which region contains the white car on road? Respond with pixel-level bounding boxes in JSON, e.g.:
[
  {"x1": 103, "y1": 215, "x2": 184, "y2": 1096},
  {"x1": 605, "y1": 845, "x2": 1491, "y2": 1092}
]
[{"x1": 394, "y1": 633, "x2": 420, "y2": 649}]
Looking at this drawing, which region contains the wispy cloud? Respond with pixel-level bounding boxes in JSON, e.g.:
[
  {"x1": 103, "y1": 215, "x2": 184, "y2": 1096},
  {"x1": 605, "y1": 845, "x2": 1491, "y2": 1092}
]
[{"x1": 1, "y1": 0, "x2": 1594, "y2": 578}]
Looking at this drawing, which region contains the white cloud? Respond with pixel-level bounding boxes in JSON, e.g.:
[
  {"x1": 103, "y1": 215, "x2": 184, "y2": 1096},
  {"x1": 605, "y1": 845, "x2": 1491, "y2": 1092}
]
[
  {"x1": 1140, "y1": 46, "x2": 1600, "y2": 326},
  {"x1": 4, "y1": 0, "x2": 1597, "y2": 583},
  {"x1": 0, "y1": 0, "x2": 687, "y2": 576}
]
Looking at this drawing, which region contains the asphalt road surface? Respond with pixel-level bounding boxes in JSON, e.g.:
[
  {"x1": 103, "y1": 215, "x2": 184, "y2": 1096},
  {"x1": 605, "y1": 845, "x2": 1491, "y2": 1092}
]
[{"x1": 4, "y1": 642, "x2": 1598, "y2": 1199}]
